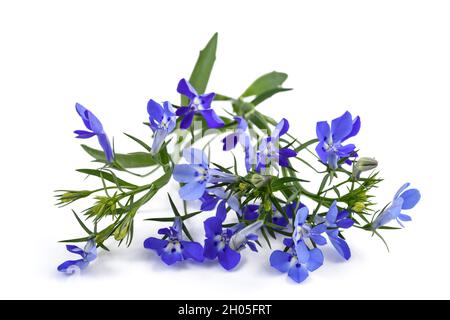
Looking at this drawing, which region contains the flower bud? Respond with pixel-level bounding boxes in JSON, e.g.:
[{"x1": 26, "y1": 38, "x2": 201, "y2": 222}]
[
  {"x1": 353, "y1": 157, "x2": 378, "y2": 179},
  {"x1": 250, "y1": 173, "x2": 271, "y2": 188},
  {"x1": 229, "y1": 221, "x2": 263, "y2": 251},
  {"x1": 352, "y1": 202, "x2": 366, "y2": 213}
]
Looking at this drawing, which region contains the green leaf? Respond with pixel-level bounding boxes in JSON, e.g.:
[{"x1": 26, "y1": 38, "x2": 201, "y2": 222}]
[
  {"x1": 77, "y1": 169, "x2": 137, "y2": 189},
  {"x1": 123, "y1": 133, "x2": 152, "y2": 153},
  {"x1": 251, "y1": 87, "x2": 292, "y2": 106},
  {"x1": 81, "y1": 144, "x2": 157, "y2": 168},
  {"x1": 182, "y1": 33, "x2": 218, "y2": 105},
  {"x1": 241, "y1": 71, "x2": 288, "y2": 98},
  {"x1": 294, "y1": 139, "x2": 319, "y2": 153}
]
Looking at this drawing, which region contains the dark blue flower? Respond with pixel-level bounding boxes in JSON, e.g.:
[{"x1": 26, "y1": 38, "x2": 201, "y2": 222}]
[
  {"x1": 316, "y1": 201, "x2": 354, "y2": 260},
  {"x1": 256, "y1": 118, "x2": 297, "y2": 174},
  {"x1": 147, "y1": 99, "x2": 176, "y2": 154},
  {"x1": 222, "y1": 117, "x2": 255, "y2": 172},
  {"x1": 176, "y1": 78, "x2": 224, "y2": 129},
  {"x1": 242, "y1": 202, "x2": 304, "y2": 228},
  {"x1": 199, "y1": 187, "x2": 241, "y2": 215},
  {"x1": 144, "y1": 217, "x2": 204, "y2": 265},
  {"x1": 57, "y1": 239, "x2": 97, "y2": 275},
  {"x1": 270, "y1": 238, "x2": 324, "y2": 283},
  {"x1": 373, "y1": 183, "x2": 421, "y2": 229},
  {"x1": 74, "y1": 103, "x2": 114, "y2": 163},
  {"x1": 315, "y1": 111, "x2": 360, "y2": 169},
  {"x1": 203, "y1": 204, "x2": 259, "y2": 270},
  {"x1": 293, "y1": 206, "x2": 327, "y2": 262},
  {"x1": 173, "y1": 148, "x2": 238, "y2": 201}
]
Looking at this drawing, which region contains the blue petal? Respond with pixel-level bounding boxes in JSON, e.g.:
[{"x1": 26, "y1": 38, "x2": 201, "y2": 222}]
[
  {"x1": 57, "y1": 259, "x2": 88, "y2": 274},
  {"x1": 83, "y1": 240, "x2": 97, "y2": 262},
  {"x1": 75, "y1": 103, "x2": 91, "y2": 129},
  {"x1": 183, "y1": 148, "x2": 209, "y2": 166},
  {"x1": 306, "y1": 248, "x2": 324, "y2": 271},
  {"x1": 179, "y1": 181, "x2": 206, "y2": 201},
  {"x1": 181, "y1": 241, "x2": 204, "y2": 262},
  {"x1": 147, "y1": 99, "x2": 164, "y2": 124},
  {"x1": 326, "y1": 201, "x2": 338, "y2": 224},
  {"x1": 398, "y1": 213, "x2": 412, "y2": 222},
  {"x1": 204, "y1": 217, "x2": 223, "y2": 238},
  {"x1": 331, "y1": 111, "x2": 353, "y2": 142},
  {"x1": 288, "y1": 263, "x2": 309, "y2": 283},
  {"x1": 243, "y1": 205, "x2": 259, "y2": 220},
  {"x1": 173, "y1": 164, "x2": 198, "y2": 183},
  {"x1": 203, "y1": 238, "x2": 219, "y2": 259},
  {"x1": 176, "y1": 106, "x2": 191, "y2": 116},
  {"x1": 327, "y1": 152, "x2": 339, "y2": 169},
  {"x1": 66, "y1": 245, "x2": 84, "y2": 257},
  {"x1": 218, "y1": 247, "x2": 241, "y2": 270},
  {"x1": 311, "y1": 234, "x2": 327, "y2": 246},
  {"x1": 399, "y1": 189, "x2": 421, "y2": 210},
  {"x1": 315, "y1": 143, "x2": 328, "y2": 164},
  {"x1": 329, "y1": 233, "x2": 351, "y2": 260},
  {"x1": 295, "y1": 241, "x2": 310, "y2": 263},
  {"x1": 279, "y1": 148, "x2": 297, "y2": 158},
  {"x1": 337, "y1": 218, "x2": 354, "y2": 229},
  {"x1": 235, "y1": 116, "x2": 248, "y2": 131},
  {"x1": 177, "y1": 78, "x2": 198, "y2": 100},
  {"x1": 160, "y1": 251, "x2": 183, "y2": 265},
  {"x1": 342, "y1": 115, "x2": 361, "y2": 141},
  {"x1": 283, "y1": 238, "x2": 294, "y2": 248},
  {"x1": 272, "y1": 118, "x2": 289, "y2": 138},
  {"x1": 295, "y1": 206, "x2": 309, "y2": 226},
  {"x1": 216, "y1": 200, "x2": 227, "y2": 223},
  {"x1": 247, "y1": 241, "x2": 258, "y2": 252},
  {"x1": 74, "y1": 130, "x2": 96, "y2": 139},
  {"x1": 143, "y1": 237, "x2": 168, "y2": 253},
  {"x1": 336, "y1": 143, "x2": 356, "y2": 157},
  {"x1": 180, "y1": 111, "x2": 194, "y2": 129},
  {"x1": 151, "y1": 129, "x2": 168, "y2": 154},
  {"x1": 97, "y1": 133, "x2": 114, "y2": 163},
  {"x1": 200, "y1": 92, "x2": 216, "y2": 109},
  {"x1": 200, "y1": 109, "x2": 225, "y2": 128},
  {"x1": 269, "y1": 250, "x2": 291, "y2": 273},
  {"x1": 222, "y1": 133, "x2": 239, "y2": 151},
  {"x1": 200, "y1": 193, "x2": 220, "y2": 211},
  {"x1": 316, "y1": 121, "x2": 330, "y2": 142},
  {"x1": 394, "y1": 183, "x2": 411, "y2": 200}
]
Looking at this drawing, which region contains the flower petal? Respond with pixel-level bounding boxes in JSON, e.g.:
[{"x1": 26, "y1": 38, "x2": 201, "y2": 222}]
[
  {"x1": 200, "y1": 110, "x2": 224, "y2": 128},
  {"x1": 315, "y1": 143, "x2": 328, "y2": 164},
  {"x1": 143, "y1": 237, "x2": 168, "y2": 252},
  {"x1": 204, "y1": 217, "x2": 222, "y2": 238},
  {"x1": 160, "y1": 251, "x2": 183, "y2": 265},
  {"x1": 74, "y1": 130, "x2": 96, "y2": 139},
  {"x1": 295, "y1": 206, "x2": 309, "y2": 226},
  {"x1": 288, "y1": 264, "x2": 309, "y2": 283},
  {"x1": 66, "y1": 245, "x2": 85, "y2": 257},
  {"x1": 399, "y1": 189, "x2": 421, "y2": 210},
  {"x1": 326, "y1": 201, "x2": 338, "y2": 224},
  {"x1": 173, "y1": 164, "x2": 199, "y2": 183},
  {"x1": 342, "y1": 115, "x2": 361, "y2": 141},
  {"x1": 183, "y1": 148, "x2": 208, "y2": 166},
  {"x1": 57, "y1": 259, "x2": 88, "y2": 274},
  {"x1": 200, "y1": 92, "x2": 216, "y2": 109},
  {"x1": 147, "y1": 99, "x2": 164, "y2": 124},
  {"x1": 181, "y1": 241, "x2": 204, "y2": 262},
  {"x1": 316, "y1": 121, "x2": 330, "y2": 142},
  {"x1": 331, "y1": 111, "x2": 353, "y2": 142},
  {"x1": 97, "y1": 133, "x2": 114, "y2": 163},
  {"x1": 272, "y1": 118, "x2": 289, "y2": 138},
  {"x1": 177, "y1": 78, "x2": 198, "y2": 100},
  {"x1": 329, "y1": 233, "x2": 351, "y2": 260},
  {"x1": 218, "y1": 247, "x2": 241, "y2": 270},
  {"x1": 203, "y1": 238, "x2": 219, "y2": 260},
  {"x1": 394, "y1": 183, "x2": 411, "y2": 200},
  {"x1": 269, "y1": 250, "x2": 291, "y2": 273},
  {"x1": 306, "y1": 248, "x2": 324, "y2": 271},
  {"x1": 180, "y1": 111, "x2": 194, "y2": 129},
  {"x1": 179, "y1": 181, "x2": 206, "y2": 201}
]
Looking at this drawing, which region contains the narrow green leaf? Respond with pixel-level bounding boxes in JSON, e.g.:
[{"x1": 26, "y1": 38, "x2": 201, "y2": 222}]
[
  {"x1": 81, "y1": 144, "x2": 157, "y2": 168},
  {"x1": 123, "y1": 133, "x2": 152, "y2": 153},
  {"x1": 241, "y1": 71, "x2": 288, "y2": 98},
  {"x1": 251, "y1": 87, "x2": 292, "y2": 106},
  {"x1": 182, "y1": 33, "x2": 218, "y2": 105},
  {"x1": 77, "y1": 169, "x2": 137, "y2": 189},
  {"x1": 145, "y1": 211, "x2": 202, "y2": 222}
]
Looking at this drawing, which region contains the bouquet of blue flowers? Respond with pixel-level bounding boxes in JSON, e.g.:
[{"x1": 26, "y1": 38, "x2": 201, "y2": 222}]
[{"x1": 56, "y1": 33, "x2": 421, "y2": 283}]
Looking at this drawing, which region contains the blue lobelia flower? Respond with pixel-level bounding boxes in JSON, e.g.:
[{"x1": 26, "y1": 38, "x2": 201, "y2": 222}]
[
  {"x1": 176, "y1": 78, "x2": 224, "y2": 129},
  {"x1": 316, "y1": 201, "x2": 354, "y2": 260},
  {"x1": 242, "y1": 202, "x2": 305, "y2": 228},
  {"x1": 270, "y1": 238, "x2": 324, "y2": 283},
  {"x1": 203, "y1": 203, "x2": 258, "y2": 270},
  {"x1": 256, "y1": 118, "x2": 297, "y2": 174},
  {"x1": 222, "y1": 117, "x2": 255, "y2": 172},
  {"x1": 144, "y1": 217, "x2": 204, "y2": 265},
  {"x1": 315, "y1": 111, "x2": 361, "y2": 169},
  {"x1": 57, "y1": 239, "x2": 97, "y2": 275},
  {"x1": 199, "y1": 187, "x2": 242, "y2": 215},
  {"x1": 173, "y1": 148, "x2": 238, "y2": 201},
  {"x1": 372, "y1": 183, "x2": 421, "y2": 229},
  {"x1": 292, "y1": 206, "x2": 327, "y2": 263},
  {"x1": 147, "y1": 99, "x2": 176, "y2": 154},
  {"x1": 74, "y1": 103, "x2": 114, "y2": 163}
]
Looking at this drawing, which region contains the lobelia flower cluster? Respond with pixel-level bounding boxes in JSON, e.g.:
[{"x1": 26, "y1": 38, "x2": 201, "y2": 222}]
[{"x1": 56, "y1": 34, "x2": 421, "y2": 283}]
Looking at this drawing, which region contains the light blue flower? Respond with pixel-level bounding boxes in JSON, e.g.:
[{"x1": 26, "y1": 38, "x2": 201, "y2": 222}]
[
  {"x1": 222, "y1": 117, "x2": 255, "y2": 172},
  {"x1": 147, "y1": 99, "x2": 176, "y2": 154},
  {"x1": 144, "y1": 217, "x2": 204, "y2": 265},
  {"x1": 256, "y1": 118, "x2": 297, "y2": 174},
  {"x1": 173, "y1": 148, "x2": 238, "y2": 201},
  {"x1": 74, "y1": 103, "x2": 114, "y2": 163},
  {"x1": 57, "y1": 239, "x2": 97, "y2": 275},
  {"x1": 315, "y1": 111, "x2": 360, "y2": 169},
  {"x1": 292, "y1": 206, "x2": 327, "y2": 262},
  {"x1": 270, "y1": 238, "x2": 324, "y2": 283},
  {"x1": 373, "y1": 183, "x2": 421, "y2": 229}
]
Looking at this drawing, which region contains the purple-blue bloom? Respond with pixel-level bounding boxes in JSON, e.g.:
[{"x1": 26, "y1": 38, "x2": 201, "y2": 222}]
[
  {"x1": 222, "y1": 117, "x2": 254, "y2": 172},
  {"x1": 173, "y1": 148, "x2": 238, "y2": 201},
  {"x1": 147, "y1": 99, "x2": 176, "y2": 154},
  {"x1": 293, "y1": 206, "x2": 327, "y2": 262},
  {"x1": 144, "y1": 217, "x2": 204, "y2": 265},
  {"x1": 256, "y1": 118, "x2": 297, "y2": 174},
  {"x1": 74, "y1": 103, "x2": 114, "y2": 163},
  {"x1": 203, "y1": 203, "x2": 258, "y2": 270},
  {"x1": 315, "y1": 111, "x2": 360, "y2": 169},
  {"x1": 372, "y1": 183, "x2": 421, "y2": 229},
  {"x1": 57, "y1": 239, "x2": 97, "y2": 275},
  {"x1": 199, "y1": 187, "x2": 241, "y2": 215},
  {"x1": 270, "y1": 238, "x2": 324, "y2": 283},
  {"x1": 176, "y1": 78, "x2": 224, "y2": 129},
  {"x1": 316, "y1": 201, "x2": 354, "y2": 260}
]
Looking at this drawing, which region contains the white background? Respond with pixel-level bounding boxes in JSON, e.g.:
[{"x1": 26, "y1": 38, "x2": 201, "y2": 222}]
[{"x1": 0, "y1": 0, "x2": 449, "y2": 299}]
